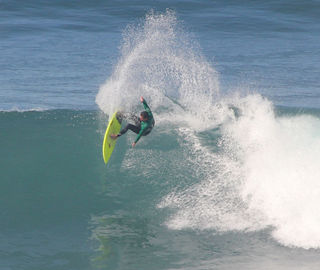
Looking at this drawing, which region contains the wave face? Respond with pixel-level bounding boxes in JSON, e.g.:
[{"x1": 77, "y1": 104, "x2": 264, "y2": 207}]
[
  {"x1": 96, "y1": 11, "x2": 320, "y2": 250},
  {"x1": 3, "y1": 107, "x2": 320, "y2": 270}
]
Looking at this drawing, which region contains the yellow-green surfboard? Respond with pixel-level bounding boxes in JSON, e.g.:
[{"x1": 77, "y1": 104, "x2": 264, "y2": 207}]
[{"x1": 102, "y1": 112, "x2": 122, "y2": 164}]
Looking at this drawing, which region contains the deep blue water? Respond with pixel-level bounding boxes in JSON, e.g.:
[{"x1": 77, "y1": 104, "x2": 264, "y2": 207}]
[
  {"x1": 2, "y1": 0, "x2": 320, "y2": 110},
  {"x1": 2, "y1": 1, "x2": 320, "y2": 269}
]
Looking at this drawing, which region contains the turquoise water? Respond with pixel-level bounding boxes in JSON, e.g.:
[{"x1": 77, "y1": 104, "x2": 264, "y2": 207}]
[
  {"x1": 2, "y1": 1, "x2": 320, "y2": 269},
  {"x1": 2, "y1": 108, "x2": 320, "y2": 269}
]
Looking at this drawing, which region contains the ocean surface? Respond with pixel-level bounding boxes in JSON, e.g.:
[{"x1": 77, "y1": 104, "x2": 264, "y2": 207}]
[{"x1": 2, "y1": 1, "x2": 320, "y2": 269}]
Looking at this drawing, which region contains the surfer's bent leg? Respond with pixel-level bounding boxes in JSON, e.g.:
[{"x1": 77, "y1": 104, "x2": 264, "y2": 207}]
[
  {"x1": 132, "y1": 115, "x2": 140, "y2": 126},
  {"x1": 118, "y1": 124, "x2": 140, "y2": 136}
]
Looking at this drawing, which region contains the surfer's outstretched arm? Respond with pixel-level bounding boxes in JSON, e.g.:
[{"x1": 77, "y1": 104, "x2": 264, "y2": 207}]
[
  {"x1": 133, "y1": 126, "x2": 146, "y2": 146},
  {"x1": 140, "y1": 96, "x2": 153, "y2": 117}
]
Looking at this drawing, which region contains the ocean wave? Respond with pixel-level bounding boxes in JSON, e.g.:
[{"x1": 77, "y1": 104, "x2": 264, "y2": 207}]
[
  {"x1": 0, "y1": 106, "x2": 49, "y2": 112},
  {"x1": 96, "y1": 11, "x2": 320, "y2": 249}
]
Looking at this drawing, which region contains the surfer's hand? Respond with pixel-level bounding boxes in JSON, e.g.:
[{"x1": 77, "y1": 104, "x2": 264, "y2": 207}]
[
  {"x1": 140, "y1": 96, "x2": 144, "y2": 103},
  {"x1": 110, "y1": 134, "x2": 118, "y2": 139},
  {"x1": 132, "y1": 142, "x2": 136, "y2": 148}
]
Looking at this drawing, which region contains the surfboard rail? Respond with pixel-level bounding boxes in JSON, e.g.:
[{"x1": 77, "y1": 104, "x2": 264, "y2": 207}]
[{"x1": 102, "y1": 112, "x2": 122, "y2": 164}]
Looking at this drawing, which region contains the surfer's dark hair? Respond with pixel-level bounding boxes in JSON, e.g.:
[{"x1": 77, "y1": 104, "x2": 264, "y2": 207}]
[{"x1": 140, "y1": 111, "x2": 148, "y2": 120}]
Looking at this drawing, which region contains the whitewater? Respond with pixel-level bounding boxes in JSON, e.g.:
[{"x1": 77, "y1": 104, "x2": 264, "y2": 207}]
[{"x1": 95, "y1": 11, "x2": 320, "y2": 250}]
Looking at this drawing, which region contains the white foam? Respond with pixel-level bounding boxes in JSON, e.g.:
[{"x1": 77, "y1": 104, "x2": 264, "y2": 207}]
[
  {"x1": 159, "y1": 94, "x2": 320, "y2": 249},
  {"x1": 0, "y1": 106, "x2": 49, "y2": 112},
  {"x1": 229, "y1": 95, "x2": 320, "y2": 248}
]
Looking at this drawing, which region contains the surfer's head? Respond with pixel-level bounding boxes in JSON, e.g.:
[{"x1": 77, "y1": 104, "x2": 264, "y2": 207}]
[{"x1": 140, "y1": 111, "x2": 149, "y2": 121}]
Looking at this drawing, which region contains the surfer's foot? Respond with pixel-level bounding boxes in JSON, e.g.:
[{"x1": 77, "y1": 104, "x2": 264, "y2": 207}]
[
  {"x1": 116, "y1": 112, "x2": 124, "y2": 123},
  {"x1": 110, "y1": 134, "x2": 119, "y2": 139}
]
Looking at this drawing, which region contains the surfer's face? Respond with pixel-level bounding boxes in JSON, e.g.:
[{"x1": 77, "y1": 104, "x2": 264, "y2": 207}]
[{"x1": 140, "y1": 115, "x2": 147, "y2": 121}]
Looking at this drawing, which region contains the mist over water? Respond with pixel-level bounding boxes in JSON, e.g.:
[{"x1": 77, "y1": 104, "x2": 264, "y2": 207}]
[
  {"x1": 97, "y1": 11, "x2": 320, "y2": 250},
  {"x1": 96, "y1": 10, "x2": 221, "y2": 128}
]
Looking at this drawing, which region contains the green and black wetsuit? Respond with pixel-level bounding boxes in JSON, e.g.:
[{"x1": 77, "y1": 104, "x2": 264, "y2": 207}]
[{"x1": 118, "y1": 99, "x2": 155, "y2": 143}]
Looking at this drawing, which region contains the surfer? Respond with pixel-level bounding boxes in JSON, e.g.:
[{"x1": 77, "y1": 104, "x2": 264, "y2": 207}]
[{"x1": 111, "y1": 96, "x2": 155, "y2": 147}]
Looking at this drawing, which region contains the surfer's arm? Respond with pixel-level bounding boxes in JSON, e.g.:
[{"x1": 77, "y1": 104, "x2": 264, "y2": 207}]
[
  {"x1": 140, "y1": 97, "x2": 153, "y2": 118},
  {"x1": 142, "y1": 100, "x2": 151, "y2": 112},
  {"x1": 134, "y1": 125, "x2": 147, "y2": 144}
]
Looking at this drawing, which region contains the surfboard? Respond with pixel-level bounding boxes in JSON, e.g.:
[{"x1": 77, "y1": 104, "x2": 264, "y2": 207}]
[{"x1": 102, "y1": 112, "x2": 122, "y2": 164}]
